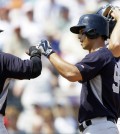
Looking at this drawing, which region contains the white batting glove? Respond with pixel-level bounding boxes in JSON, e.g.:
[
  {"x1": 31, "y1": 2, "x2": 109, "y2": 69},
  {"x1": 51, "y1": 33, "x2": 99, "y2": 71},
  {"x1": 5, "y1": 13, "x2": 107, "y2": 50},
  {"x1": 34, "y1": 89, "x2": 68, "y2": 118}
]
[{"x1": 36, "y1": 39, "x2": 54, "y2": 58}]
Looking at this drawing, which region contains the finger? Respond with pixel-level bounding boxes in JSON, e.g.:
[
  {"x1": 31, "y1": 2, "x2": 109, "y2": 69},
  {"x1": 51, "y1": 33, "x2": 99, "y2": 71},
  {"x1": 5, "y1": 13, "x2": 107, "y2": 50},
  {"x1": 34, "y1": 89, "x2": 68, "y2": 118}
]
[
  {"x1": 111, "y1": 8, "x2": 120, "y2": 18},
  {"x1": 111, "y1": 12, "x2": 114, "y2": 17}
]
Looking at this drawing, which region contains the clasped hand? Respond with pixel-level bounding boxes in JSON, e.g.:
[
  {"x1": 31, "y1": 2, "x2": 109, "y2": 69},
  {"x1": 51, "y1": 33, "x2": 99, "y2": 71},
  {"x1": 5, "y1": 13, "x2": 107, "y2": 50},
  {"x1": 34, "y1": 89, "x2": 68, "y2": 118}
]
[
  {"x1": 36, "y1": 39, "x2": 54, "y2": 57},
  {"x1": 28, "y1": 40, "x2": 54, "y2": 58}
]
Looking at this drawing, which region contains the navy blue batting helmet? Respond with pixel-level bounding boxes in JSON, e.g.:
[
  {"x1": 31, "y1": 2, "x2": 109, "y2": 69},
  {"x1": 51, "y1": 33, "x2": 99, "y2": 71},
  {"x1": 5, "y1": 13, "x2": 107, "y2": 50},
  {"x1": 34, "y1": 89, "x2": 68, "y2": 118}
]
[{"x1": 70, "y1": 14, "x2": 109, "y2": 39}]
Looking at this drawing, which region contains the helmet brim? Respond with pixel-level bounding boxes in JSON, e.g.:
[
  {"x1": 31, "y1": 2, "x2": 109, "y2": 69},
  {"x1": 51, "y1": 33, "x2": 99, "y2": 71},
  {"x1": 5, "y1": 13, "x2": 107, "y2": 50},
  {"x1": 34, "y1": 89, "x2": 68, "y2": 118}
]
[{"x1": 70, "y1": 25, "x2": 85, "y2": 34}]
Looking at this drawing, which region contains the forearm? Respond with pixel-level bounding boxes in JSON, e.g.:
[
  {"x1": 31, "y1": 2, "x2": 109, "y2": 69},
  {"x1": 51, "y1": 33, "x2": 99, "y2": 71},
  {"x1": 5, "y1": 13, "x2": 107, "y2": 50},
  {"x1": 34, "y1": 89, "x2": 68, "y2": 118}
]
[
  {"x1": 108, "y1": 19, "x2": 120, "y2": 57},
  {"x1": 107, "y1": 6, "x2": 120, "y2": 57},
  {"x1": 48, "y1": 53, "x2": 82, "y2": 82},
  {"x1": 30, "y1": 56, "x2": 42, "y2": 78}
]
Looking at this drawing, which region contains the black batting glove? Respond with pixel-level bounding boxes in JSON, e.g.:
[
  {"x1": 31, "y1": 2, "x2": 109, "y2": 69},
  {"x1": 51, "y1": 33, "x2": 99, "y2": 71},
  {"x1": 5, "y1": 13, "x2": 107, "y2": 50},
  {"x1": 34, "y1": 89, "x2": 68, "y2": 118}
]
[
  {"x1": 36, "y1": 39, "x2": 55, "y2": 58},
  {"x1": 27, "y1": 46, "x2": 41, "y2": 59}
]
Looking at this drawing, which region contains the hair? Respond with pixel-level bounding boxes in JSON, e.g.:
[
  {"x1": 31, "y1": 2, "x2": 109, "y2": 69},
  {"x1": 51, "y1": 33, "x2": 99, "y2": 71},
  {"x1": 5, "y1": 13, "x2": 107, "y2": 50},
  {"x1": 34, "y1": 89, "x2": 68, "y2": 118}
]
[{"x1": 101, "y1": 35, "x2": 107, "y2": 40}]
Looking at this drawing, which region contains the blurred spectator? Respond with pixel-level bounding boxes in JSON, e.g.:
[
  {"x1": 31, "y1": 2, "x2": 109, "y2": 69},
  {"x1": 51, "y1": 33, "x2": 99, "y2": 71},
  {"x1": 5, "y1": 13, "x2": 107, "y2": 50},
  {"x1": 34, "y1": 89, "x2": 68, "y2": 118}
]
[
  {"x1": 12, "y1": 58, "x2": 58, "y2": 133},
  {"x1": 84, "y1": 0, "x2": 98, "y2": 13},
  {"x1": 34, "y1": 0, "x2": 61, "y2": 25},
  {"x1": 9, "y1": 0, "x2": 23, "y2": 9},
  {"x1": 37, "y1": 106, "x2": 55, "y2": 134},
  {"x1": 5, "y1": 105, "x2": 25, "y2": 134},
  {"x1": 55, "y1": 6, "x2": 71, "y2": 32},
  {"x1": 53, "y1": 101, "x2": 77, "y2": 134},
  {"x1": 60, "y1": 32, "x2": 88, "y2": 60},
  {"x1": 0, "y1": 6, "x2": 13, "y2": 51},
  {"x1": 21, "y1": 2, "x2": 42, "y2": 44},
  {"x1": 43, "y1": 21, "x2": 61, "y2": 55},
  {"x1": 3, "y1": 21, "x2": 30, "y2": 57},
  {"x1": 17, "y1": 102, "x2": 44, "y2": 134},
  {"x1": 13, "y1": 58, "x2": 57, "y2": 110},
  {"x1": 64, "y1": 0, "x2": 86, "y2": 25},
  {"x1": 111, "y1": 0, "x2": 120, "y2": 7},
  {"x1": 48, "y1": 35, "x2": 61, "y2": 55}
]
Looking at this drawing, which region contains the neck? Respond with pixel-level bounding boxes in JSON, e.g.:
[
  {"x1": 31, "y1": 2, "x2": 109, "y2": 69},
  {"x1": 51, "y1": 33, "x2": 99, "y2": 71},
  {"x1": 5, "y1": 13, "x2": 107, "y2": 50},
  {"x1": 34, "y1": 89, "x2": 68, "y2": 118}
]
[{"x1": 89, "y1": 38, "x2": 105, "y2": 53}]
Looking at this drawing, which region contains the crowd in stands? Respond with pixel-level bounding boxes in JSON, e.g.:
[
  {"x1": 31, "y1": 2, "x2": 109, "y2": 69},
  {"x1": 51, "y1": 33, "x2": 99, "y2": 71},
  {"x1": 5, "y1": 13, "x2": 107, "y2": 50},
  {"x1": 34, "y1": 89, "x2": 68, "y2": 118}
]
[{"x1": 0, "y1": 0, "x2": 119, "y2": 133}]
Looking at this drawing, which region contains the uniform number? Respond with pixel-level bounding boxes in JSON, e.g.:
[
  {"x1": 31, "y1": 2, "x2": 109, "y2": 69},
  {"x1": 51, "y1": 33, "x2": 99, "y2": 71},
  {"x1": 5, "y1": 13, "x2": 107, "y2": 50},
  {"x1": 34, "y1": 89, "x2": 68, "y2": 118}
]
[{"x1": 112, "y1": 63, "x2": 120, "y2": 94}]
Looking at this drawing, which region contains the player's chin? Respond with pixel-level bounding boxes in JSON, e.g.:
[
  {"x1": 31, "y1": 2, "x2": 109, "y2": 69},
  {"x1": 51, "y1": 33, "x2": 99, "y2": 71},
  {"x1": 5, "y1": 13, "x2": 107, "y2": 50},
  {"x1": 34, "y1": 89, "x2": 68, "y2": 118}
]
[{"x1": 81, "y1": 44, "x2": 87, "y2": 49}]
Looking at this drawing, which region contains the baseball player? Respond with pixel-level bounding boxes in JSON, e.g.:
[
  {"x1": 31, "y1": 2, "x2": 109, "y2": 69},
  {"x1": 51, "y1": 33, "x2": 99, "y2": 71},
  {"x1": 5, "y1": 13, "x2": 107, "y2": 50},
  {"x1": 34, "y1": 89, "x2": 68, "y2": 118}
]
[
  {"x1": 0, "y1": 43, "x2": 42, "y2": 133},
  {"x1": 96, "y1": 4, "x2": 120, "y2": 133},
  {"x1": 29, "y1": 6, "x2": 120, "y2": 134}
]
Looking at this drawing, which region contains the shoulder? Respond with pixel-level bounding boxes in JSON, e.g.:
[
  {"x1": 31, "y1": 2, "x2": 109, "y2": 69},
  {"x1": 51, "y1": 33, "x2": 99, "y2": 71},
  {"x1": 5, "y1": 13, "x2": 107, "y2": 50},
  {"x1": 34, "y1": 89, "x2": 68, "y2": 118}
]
[
  {"x1": 0, "y1": 52, "x2": 19, "y2": 60},
  {"x1": 79, "y1": 47, "x2": 114, "y2": 66},
  {"x1": 85, "y1": 47, "x2": 113, "y2": 60},
  {"x1": 92, "y1": 47, "x2": 112, "y2": 56}
]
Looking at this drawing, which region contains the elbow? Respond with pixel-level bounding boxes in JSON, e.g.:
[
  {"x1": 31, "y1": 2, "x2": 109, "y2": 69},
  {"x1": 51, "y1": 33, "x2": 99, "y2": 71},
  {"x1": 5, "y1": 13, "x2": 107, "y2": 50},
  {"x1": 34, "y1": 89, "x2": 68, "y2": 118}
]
[
  {"x1": 110, "y1": 40, "x2": 120, "y2": 49},
  {"x1": 63, "y1": 72, "x2": 80, "y2": 82},
  {"x1": 65, "y1": 77, "x2": 75, "y2": 82},
  {"x1": 68, "y1": 78, "x2": 77, "y2": 82},
  {"x1": 109, "y1": 41, "x2": 120, "y2": 57},
  {"x1": 111, "y1": 43, "x2": 120, "y2": 52},
  {"x1": 113, "y1": 42, "x2": 120, "y2": 48}
]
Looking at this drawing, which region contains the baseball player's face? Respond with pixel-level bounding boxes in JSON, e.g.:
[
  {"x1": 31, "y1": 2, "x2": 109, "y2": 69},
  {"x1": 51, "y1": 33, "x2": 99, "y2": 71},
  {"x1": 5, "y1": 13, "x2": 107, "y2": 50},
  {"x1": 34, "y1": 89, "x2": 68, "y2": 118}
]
[{"x1": 78, "y1": 29, "x2": 93, "y2": 51}]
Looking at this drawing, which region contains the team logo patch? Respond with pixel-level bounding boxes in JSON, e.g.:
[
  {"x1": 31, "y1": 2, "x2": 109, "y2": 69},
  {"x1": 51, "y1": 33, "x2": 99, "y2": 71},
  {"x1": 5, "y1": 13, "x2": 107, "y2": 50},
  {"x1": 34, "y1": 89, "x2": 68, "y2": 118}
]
[{"x1": 81, "y1": 65, "x2": 84, "y2": 68}]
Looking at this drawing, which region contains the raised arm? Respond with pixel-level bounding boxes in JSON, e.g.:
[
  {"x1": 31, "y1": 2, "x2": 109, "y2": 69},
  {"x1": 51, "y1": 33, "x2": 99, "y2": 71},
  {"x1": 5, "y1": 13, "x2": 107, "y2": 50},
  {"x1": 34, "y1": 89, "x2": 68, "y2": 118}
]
[{"x1": 108, "y1": 8, "x2": 120, "y2": 57}]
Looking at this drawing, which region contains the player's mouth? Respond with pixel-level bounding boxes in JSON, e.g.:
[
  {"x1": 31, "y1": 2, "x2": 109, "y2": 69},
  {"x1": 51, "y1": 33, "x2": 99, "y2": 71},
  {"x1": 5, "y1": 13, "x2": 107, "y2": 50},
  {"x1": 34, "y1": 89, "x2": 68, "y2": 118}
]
[{"x1": 81, "y1": 43, "x2": 83, "y2": 46}]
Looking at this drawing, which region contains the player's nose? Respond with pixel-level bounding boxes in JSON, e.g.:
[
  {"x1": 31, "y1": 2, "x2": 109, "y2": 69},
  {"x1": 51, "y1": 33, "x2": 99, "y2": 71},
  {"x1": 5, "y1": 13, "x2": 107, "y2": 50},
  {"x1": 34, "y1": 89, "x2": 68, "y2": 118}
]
[
  {"x1": 78, "y1": 34, "x2": 84, "y2": 43},
  {"x1": 78, "y1": 36, "x2": 83, "y2": 43}
]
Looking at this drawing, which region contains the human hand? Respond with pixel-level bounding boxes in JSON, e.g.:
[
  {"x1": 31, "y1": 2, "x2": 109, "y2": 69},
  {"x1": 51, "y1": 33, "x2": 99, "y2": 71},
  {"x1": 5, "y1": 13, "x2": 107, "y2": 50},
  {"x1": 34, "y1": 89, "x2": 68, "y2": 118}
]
[
  {"x1": 96, "y1": 5, "x2": 120, "y2": 37},
  {"x1": 36, "y1": 39, "x2": 54, "y2": 58},
  {"x1": 26, "y1": 46, "x2": 41, "y2": 58},
  {"x1": 111, "y1": 7, "x2": 120, "y2": 21},
  {"x1": 96, "y1": 4, "x2": 113, "y2": 19}
]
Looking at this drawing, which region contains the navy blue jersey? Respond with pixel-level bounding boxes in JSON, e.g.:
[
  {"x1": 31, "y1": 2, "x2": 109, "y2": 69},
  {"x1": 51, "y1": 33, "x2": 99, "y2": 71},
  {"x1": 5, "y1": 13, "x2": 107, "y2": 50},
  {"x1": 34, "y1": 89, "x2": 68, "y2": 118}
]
[
  {"x1": 0, "y1": 52, "x2": 42, "y2": 115},
  {"x1": 75, "y1": 47, "x2": 120, "y2": 123}
]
